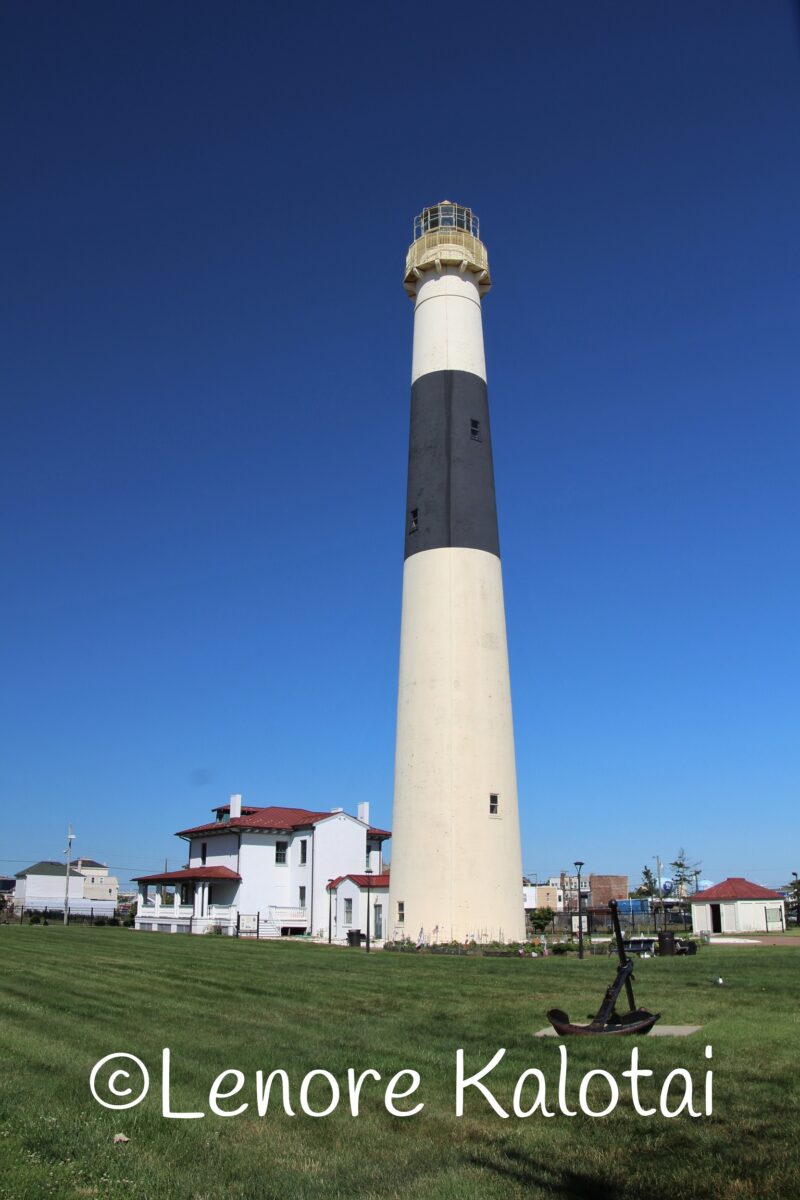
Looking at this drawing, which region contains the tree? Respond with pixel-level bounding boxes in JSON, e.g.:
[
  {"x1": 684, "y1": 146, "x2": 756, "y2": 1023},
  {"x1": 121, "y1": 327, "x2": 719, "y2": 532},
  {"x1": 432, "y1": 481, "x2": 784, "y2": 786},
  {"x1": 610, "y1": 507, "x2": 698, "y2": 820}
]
[
  {"x1": 670, "y1": 849, "x2": 701, "y2": 897},
  {"x1": 527, "y1": 907, "x2": 555, "y2": 933},
  {"x1": 633, "y1": 866, "x2": 657, "y2": 898}
]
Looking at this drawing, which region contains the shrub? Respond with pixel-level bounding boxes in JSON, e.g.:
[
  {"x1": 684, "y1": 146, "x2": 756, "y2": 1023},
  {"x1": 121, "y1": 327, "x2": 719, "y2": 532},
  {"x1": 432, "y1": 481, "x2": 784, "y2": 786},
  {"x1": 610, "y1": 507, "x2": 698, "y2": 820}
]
[
  {"x1": 29, "y1": 914, "x2": 41, "y2": 925},
  {"x1": 107, "y1": 916, "x2": 120, "y2": 927}
]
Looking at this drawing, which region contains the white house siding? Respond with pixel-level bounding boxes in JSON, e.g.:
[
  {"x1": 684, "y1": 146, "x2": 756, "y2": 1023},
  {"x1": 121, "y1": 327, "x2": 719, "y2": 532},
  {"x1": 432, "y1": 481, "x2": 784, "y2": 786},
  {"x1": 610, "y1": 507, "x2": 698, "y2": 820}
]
[
  {"x1": 15, "y1": 874, "x2": 85, "y2": 911},
  {"x1": 333, "y1": 877, "x2": 389, "y2": 943},
  {"x1": 692, "y1": 899, "x2": 786, "y2": 934},
  {"x1": 311, "y1": 815, "x2": 371, "y2": 938},
  {"x1": 236, "y1": 832, "x2": 297, "y2": 914},
  {"x1": 188, "y1": 831, "x2": 239, "y2": 872}
]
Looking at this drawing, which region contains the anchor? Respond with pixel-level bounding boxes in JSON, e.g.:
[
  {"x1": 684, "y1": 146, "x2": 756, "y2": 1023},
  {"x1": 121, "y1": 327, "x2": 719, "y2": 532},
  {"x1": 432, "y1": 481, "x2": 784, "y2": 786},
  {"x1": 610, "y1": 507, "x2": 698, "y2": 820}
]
[{"x1": 547, "y1": 899, "x2": 661, "y2": 1035}]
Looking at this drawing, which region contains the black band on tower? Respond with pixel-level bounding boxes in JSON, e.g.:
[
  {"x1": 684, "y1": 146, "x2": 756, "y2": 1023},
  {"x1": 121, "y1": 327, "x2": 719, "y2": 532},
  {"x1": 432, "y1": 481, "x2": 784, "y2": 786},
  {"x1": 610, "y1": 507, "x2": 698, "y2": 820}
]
[{"x1": 404, "y1": 370, "x2": 500, "y2": 560}]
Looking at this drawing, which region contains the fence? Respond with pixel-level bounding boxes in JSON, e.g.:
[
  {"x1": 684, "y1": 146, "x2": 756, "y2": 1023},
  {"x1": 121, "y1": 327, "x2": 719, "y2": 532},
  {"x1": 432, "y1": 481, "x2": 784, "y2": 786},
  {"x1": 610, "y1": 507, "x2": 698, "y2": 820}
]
[
  {"x1": 528, "y1": 905, "x2": 694, "y2": 937},
  {"x1": 8, "y1": 905, "x2": 131, "y2": 926}
]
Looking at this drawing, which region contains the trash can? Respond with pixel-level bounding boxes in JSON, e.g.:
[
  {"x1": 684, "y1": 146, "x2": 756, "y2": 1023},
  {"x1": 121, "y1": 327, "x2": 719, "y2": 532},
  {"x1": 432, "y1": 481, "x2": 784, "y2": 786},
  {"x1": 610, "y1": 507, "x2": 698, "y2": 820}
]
[
  {"x1": 658, "y1": 931, "x2": 676, "y2": 956},
  {"x1": 347, "y1": 929, "x2": 362, "y2": 947}
]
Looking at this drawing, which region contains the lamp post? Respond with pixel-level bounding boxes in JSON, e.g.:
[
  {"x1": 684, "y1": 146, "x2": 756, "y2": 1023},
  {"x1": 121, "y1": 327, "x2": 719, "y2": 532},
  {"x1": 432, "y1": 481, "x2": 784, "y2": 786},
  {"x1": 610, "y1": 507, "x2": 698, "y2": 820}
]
[
  {"x1": 653, "y1": 855, "x2": 663, "y2": 932},
  {"x1": 792, "y1": 871, "x2": 798, "y2": 927},
  {"x1": 63, "y1": 824, "x2": 75, "y2": 926},
  {"x1": 327, "y1": 879, "x2": 334, "y2": 944},
  {"x1": 574, "y1": 861, "x2": 585, "y2": 960},
  {"x1": 365, "y1": 869, "x2": 373, "y2": 953}
]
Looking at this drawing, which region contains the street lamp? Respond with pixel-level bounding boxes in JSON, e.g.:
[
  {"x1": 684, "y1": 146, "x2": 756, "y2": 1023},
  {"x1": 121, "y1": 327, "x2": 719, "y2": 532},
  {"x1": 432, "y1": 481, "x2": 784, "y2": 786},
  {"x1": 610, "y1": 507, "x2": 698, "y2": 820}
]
[
  {"x1": 327, "y1": 878, "x2": 334, "y2": 944},
  {"x1": 365, "y1": 869, "x2": 373, "y2": 953},
  {"x1": 63, "y1": 824, "x2": 75, "y2": 926},
  {"x1": 574, "y1": 861, "x2": 585, "y2": 960}
]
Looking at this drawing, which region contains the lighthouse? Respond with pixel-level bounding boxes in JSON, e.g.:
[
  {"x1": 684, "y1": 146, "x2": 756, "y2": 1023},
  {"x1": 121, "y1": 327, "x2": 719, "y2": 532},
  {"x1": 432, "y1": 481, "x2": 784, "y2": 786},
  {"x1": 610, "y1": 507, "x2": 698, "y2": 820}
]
[{"x1": 388, "y1": 201, "x2": 525, "y2": 944}]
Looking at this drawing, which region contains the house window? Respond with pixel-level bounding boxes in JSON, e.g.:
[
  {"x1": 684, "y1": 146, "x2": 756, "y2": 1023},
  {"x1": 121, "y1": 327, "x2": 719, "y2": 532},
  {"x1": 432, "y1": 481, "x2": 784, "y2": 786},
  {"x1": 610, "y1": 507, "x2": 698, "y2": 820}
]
[
  {"x1": 207, "y1": 886, "x2": 213, "y2": 906},
  {"x1": 409, "y1": 508, "x2": 418, "y2": 533},
  {"x1": 201, "y1": 842, "x2": 207, "y2": 865},
  {"x1": 344, "y1": 898, "x2": 353, "y2": 924},
  {"x1": 365, "y1": 844, "x2": 372, "y2": 870},
  {"x1": 397, "y1": 901, "x2": 405, "y2": 924},
  {"x1": 470, "y1": 419, "x2": 481, "y2": 441},
  {"x1": 275, "y1": 841, "x2": 288, "y2": 865},
  {"x1": 300, "y1": 840, "x2": 307, "y2": 865},
  {"x1": 489, "y1": 793, "x2": 499, "y2": 815},
  {"x1": 299, "y1": 886, "x2": 306, "y2": 909}
]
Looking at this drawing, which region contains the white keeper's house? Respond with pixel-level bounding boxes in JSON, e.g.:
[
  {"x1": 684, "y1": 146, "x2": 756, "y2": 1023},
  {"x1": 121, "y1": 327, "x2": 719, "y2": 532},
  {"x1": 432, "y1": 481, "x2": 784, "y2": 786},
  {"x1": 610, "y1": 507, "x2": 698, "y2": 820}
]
[{"x1": 133, "y1": 795, "x2": 390, "y2": 939}]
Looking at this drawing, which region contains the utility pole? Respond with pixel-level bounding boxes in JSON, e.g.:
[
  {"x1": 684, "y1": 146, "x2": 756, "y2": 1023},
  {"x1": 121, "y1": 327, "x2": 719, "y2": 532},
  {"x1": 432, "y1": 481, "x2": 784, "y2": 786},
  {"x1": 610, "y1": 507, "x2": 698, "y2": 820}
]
[
  {"x1": 63, "y1": 824, "x2": 75, "y2": 926},
  {"x1": 653, "y1": 855, "x2": 663, "y2": 932}
]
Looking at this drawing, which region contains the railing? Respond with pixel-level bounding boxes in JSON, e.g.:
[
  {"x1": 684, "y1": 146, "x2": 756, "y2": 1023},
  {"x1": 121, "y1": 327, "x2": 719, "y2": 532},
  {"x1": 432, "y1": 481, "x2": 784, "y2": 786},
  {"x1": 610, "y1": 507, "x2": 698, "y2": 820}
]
[
  {"x1": 139, "y1": 900, "x2": 194, "y2": 917},
  {"x1": 269, "y1": 906, "x2": 308, "y2": 924},
  {"x1": 413, "y1": 202, "x2": 479, "y2": 240}
]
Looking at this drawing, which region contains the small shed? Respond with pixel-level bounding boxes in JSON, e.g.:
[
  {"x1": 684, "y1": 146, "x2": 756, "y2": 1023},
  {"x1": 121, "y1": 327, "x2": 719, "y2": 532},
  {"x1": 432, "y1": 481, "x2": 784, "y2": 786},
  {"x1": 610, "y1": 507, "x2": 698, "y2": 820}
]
[{"x1": 690, "y1": 877, "x2": 785, "y2": 934}]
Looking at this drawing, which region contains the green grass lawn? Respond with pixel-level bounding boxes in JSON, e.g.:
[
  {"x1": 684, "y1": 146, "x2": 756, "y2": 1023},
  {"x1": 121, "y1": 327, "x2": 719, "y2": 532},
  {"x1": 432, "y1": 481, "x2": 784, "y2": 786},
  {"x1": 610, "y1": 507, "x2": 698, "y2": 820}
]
[{"x1": 1, "y1": 926, "x2": 798, "y2": 1200}]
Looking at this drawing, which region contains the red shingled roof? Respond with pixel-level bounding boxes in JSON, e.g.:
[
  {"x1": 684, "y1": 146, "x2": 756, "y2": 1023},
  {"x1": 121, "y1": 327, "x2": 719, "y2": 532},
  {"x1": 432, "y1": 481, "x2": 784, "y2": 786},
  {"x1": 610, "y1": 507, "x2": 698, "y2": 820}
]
[
  {"x1": 133, "y1": 866, "x2": 241, "y2": 883},
  {"x1": 690, "y1": 877, "x2": 783, "y2": 903},
  {"x1": 176, "y1": 806, "x2": 334, "y2": 837},
  {"x1": 176, "y1": 806, "x2": 391, "y2": 839},
  {"x1": 327, "y1": 874, "x2": 390, "y2": 890}
]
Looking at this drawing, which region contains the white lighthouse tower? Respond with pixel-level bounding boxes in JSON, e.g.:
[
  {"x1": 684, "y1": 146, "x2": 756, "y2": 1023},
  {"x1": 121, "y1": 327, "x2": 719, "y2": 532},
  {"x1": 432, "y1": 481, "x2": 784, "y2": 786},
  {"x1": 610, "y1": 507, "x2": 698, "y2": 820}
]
[{"x1": 388, "y1": 202, "x2": 525, "y2": 944}]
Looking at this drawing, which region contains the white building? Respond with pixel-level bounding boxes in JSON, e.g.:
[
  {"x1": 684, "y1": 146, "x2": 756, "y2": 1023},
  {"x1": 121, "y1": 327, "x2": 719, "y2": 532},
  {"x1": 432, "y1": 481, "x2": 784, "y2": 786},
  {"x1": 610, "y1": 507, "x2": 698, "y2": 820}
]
[
  {"x1": 13, "y1": 860, "x2": 118, "y2": 915},
  {"x1": 134, "y1": 796, "x2": 390, "y2": 938},
  {"x1": 73, "y1": 858, "x2": 119, "y2": 905},
  {"x1": 690, "y1": 877, "x2": 786, "y2": 935},
  {"x1": 327, "y1": 873, "x2": 390, "y2": 943}
]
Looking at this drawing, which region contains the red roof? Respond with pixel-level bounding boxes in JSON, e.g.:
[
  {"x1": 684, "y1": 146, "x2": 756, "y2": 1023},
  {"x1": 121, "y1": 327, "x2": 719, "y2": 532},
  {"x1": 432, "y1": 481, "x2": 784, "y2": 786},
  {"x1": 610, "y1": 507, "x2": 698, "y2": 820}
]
[
  {"x1": 133, "y1": 866, "x2": 241, "y2": 884},
  {"x1": 176, "y1": 806, "x2": 334, "y2": 837},
  {"x1": 176, "y1": 806, "x2": 391, "y2": 840},
  {"x1": 690, "y1": 877, "x2": 783, "y2": 903},
  {"x1": 327, "y1": 874, "x2": 390, "y2": 890}
]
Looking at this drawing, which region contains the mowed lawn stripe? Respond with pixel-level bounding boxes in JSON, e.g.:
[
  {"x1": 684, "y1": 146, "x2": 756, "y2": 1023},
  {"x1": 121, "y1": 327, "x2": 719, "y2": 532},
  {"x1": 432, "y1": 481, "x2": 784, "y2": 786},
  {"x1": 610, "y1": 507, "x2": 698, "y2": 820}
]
[{"x1": 1, "y1": 925, "x2": 798, "y2": 1199}]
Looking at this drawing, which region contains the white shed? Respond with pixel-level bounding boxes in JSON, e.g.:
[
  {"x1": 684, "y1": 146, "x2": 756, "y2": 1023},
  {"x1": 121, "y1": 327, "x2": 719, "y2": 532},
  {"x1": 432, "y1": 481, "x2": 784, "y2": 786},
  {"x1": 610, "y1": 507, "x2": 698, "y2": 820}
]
[{"x1": 690, "y1": 877, "x2": 785, "y2": 934}]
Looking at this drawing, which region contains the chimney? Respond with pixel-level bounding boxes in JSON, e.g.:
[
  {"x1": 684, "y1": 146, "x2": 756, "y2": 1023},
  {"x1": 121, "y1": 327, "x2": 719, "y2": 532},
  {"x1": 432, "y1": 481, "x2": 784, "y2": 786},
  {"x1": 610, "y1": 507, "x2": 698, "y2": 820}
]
[
  {"x1": 230, "y1": 794, "x2": 242, "y2": 820},
  {"x1": 358, "y1": 802, "x2": 369, "y2": 825}
]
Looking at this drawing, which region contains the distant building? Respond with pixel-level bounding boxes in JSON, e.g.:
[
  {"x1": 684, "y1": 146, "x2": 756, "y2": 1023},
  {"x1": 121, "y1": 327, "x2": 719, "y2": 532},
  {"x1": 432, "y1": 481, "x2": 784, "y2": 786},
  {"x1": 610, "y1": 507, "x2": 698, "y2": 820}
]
[
  {"x1": 690, "y1": 877, "x2": 785, "y2": 934},
  {"x1": 547, "y1": 873, "x2": 590, "y2": 911},
  {"x1": 14, "y1": 861, "x2": 88, "y2": 913},
  {"x1": 133, "y1": 796, "x2": 390, "y2": 939},
  {"x1": 73, "y1": 858, "x2": 119, "y2": 905},
  {"x1": 589, "y1": 874, "x2": 629, "y2": 909},
  {"x1": 522, "y1": 885, "x2": 560, "y2": 912}
]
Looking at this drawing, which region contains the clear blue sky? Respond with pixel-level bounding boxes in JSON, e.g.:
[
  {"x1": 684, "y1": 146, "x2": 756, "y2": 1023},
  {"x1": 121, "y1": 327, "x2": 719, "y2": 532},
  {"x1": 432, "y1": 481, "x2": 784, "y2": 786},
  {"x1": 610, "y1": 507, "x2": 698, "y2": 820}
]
[{"x1": 2, "y1": 2, "x2": 798, "y2": 891}]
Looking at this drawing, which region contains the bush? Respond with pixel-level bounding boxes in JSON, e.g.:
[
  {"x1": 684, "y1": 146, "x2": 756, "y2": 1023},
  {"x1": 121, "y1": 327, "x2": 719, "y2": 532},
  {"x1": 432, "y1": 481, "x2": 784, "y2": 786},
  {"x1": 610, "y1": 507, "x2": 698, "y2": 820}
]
[
  {"x1": 107, "y1": 916, "x2": 120, "y2": 927},
  {"x1": 29, "y1": 914, "x2": 41, "y2": 925}
]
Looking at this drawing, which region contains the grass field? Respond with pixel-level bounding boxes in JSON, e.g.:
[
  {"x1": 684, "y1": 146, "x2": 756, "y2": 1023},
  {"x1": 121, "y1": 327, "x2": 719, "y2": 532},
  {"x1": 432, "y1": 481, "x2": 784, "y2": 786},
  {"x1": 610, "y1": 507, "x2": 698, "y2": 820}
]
[{"x1": 1, "y1": 927, "x2": 798, "y2": 1200}]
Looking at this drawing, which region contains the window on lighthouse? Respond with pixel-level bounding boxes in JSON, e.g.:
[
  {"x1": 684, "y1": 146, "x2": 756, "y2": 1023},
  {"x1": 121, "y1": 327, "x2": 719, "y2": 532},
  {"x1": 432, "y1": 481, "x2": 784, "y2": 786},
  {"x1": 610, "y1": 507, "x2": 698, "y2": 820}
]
[
  {"x1": 470, "y1": 419, "x2": 481, "y2": 442},
  {"x1": 489, "y1": 794, "x2": 499, "y2": 815},
  {"x1": 409, "y1": 509, "x2": 418, "y2": 533}
]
